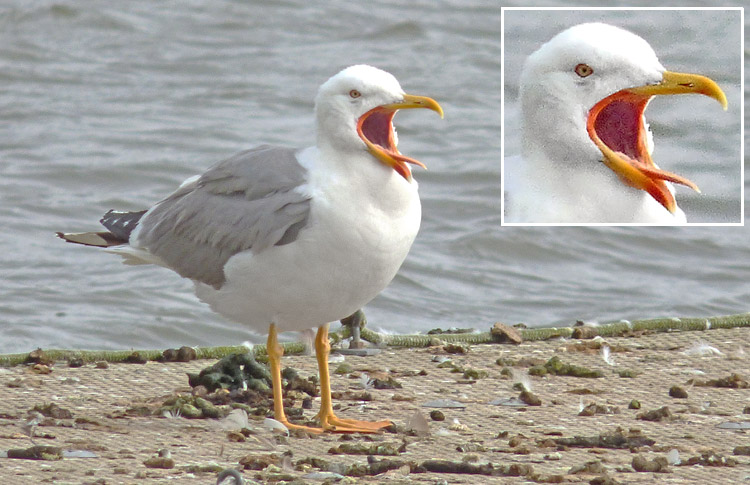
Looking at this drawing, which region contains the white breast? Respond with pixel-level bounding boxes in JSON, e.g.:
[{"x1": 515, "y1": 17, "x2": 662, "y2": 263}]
[{"x1": 194, "y1": 146, "x2": 421, "y2": 332}]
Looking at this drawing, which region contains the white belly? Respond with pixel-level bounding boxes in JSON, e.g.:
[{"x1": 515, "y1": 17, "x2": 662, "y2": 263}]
[{"x1": 195, "y1": 160, "x2": 421, "y2": 332}]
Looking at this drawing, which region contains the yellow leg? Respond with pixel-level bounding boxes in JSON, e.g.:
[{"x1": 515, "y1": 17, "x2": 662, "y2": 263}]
[
  {"x1": 314, "y1": 323, "x2": 392, "y2": 433},
  {"x1": 266, "y1": 324, "x2": 323, "y2": 434}
]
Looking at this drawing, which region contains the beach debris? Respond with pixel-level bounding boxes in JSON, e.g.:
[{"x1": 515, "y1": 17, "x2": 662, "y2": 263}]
[
  {"x1": 344, "y1": 456, "x2": 411, "y2": 477},
  {"x1": 239, "y1": 453, "x2": 282, "y2": 471},
  {"x1": 578, "y1": 403, "x2": 619, "y2": 416},
  {"x1": 553, "y1": 429, "x2": 655, "y2": 449},
  {"x1": 300, "y1": 471, "x2": 345, "y2": 481},
  {"x1": 406, "y1": 410, "x2": 431, "y2": 435},
  {"x1": 263, "y1": 418, "x2": 289, "y2": 436},
  {"x1": 449, "y1": 418, "x2": 469, "y2": 432},
  {"x1": 31, "y1": 364, "x2": 52, "y2": 374},
  {"x1": 631, "y1": 454, "x2": 669, "y2": 473},
  {"x1": 62, "y1": 449, "x2": 97, "y2": 458},
  {"x1": 187, "y1": 353, "x2": 272, "y2": 393},
  {"x1": 572, "y1": 325, "x2": 599, "y2": 339},
  {"x1": 519, "y1": 390, "x2": 542, "y2": 406},
  {"x1": 616, "y1": 369, "x2": 640, "y2": 378},
  {"x1": 67, "y1": 357, "x2": 84, "y2": 368},
  {"x1": 682, "y1": 451, "x2": 737, "y2": 467},
  {"x1": 21, "y1": 411, "x2": 44, "y2": 443},
  {"x1": 669, "y1": 385, "x2": 688, "y2": 398},
  {"x1": 218, "y1": 409, "x2": 249, "y2": 430},
  {"x1": 569, "y1": 459, "x2": 605, "y2": 474},
  {"x1": 462, "y1": 367, "x2": 489, "y2": 380},
  {"x1": 529, "y1": 356, "x2": 603, "y2": 378},
  {"x1": 427, "y1": 327, "x2": 475, "y2": 335},
  {"x1": 6, "y1": 445, "x2": 63, "y2": 460},
  {"x1": 358, "y1": 372, "x2": 373, "y2": 389},
  {"x1": 327, "y1": 353, "x2": 345, "y2": 363},
  {"x1": 688, "y1": 373, "x2": 748, "y2": 388},
  {"x1": 666, "y1": 448, "x2": 681, "y2": 465},
  {"x1": 637, "y1": 406, "x2": 672, "y2": 422},
  {"x1": 733, "y1": 445, "x2": 750, "y2": 456},
  {"x1": 589, "y1": 474, "x2": 622, "y2": 485},
  {"x1": 158, "y1": 395, "x2": 223, "y2": 419},
  {"x1": 26, "y1": 349, "x2": 54, "y2": 366},
  {"x1": 216, "y1": 468, "x2": 245, "y2": 485},
  {"x1": 143, "y1": 449, "x2": 175, "y2": 469},
  {"x1": 422, "y1": 399, "x2": 466, "y2": 409},
  {"x1": 429, "y1": 410, "x2": 445, "y2": 421},
  {"x1": 32, "y1": 403, "x2": 72, "y2": 419},
  {"x1": 508, "y1": 433, "x2": 527, "y2": 448},
  {"x1": 443, "y1": 343, "x2": 470, "y2": 354},
  {"x1": 328, "y1": 441, "x2": 404, "y2": 455},
  {"x1": 512, "y1": 369, "x2": 533, "y2": 392},
  {"x1": 420, "y1": 460, "x2": 533, "y2": 477},
  {"x1": 333, "y1": 362, "x2": 353, "y2": 374},
  {"x1": 565, "y1": 338, "x2": 628, "y2": 354},
  {"x1": 682, "y1": 340, "x2": 722, "y2": 356},
  {"x1": 490, "y1": 322, "x2": 523, "y2": 344},
  {"x1": 94, "y1": 361, "x2": 108, "y2": 369},
  {"x1": 370, "y1": 374, "x2": 402, "y2": 389},
  {"x1": 628, "y1": 400, "x2": 641, "y2": 410},
  {"x1": 488, "y1": 396, "x2": 528, "y2": 407},
  {"x1": 123, "y1": 351, "x2": 148, "y2": 364},
  {"x1": 496, "y1": 356, "x2": 545, "y2": 368},
  {"x1": 600, "y1": 345, "x2": 615, "y2": 366},
  {"x1": 159, "y1": 346, "x2": 197, "y2": 362},
  {"x1": 566, "y1": 387, "x2": 603, "y2": 395},
  {"x1": 716, "y1": 421, "x2": 750, "y2": 430}
]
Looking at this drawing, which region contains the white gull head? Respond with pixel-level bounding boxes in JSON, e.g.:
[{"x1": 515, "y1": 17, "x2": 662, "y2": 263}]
[
  {"x1": 520, "y1": 23, "x2": 664, "y2": 166},
  {"x1": 511, "y1": 22, "x2": 727, "y2": 222},
  {"x1": 314, "y1": 64, "x2": 443, "y2": 181},
  {"x1": 315, "y1": 65, "x2": 405, "y2": 154}
]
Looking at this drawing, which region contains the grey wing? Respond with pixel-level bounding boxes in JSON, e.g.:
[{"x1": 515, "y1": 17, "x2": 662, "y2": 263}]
[{"x1": 135, "y1": 145, "x2": 312, "y2": 288}]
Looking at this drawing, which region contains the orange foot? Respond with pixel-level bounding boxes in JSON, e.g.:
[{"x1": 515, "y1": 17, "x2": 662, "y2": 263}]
[{"x1": 318, "y1": 411, "x2": 392, "y2": 433}]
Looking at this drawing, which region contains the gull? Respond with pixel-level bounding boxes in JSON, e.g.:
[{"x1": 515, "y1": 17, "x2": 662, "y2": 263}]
[
  {"x1": 58, "y1": 64, "x2": 443, "y2": 433},
  {"x1": 504, "y1": 22, "x2": 727, "y2": 223}
]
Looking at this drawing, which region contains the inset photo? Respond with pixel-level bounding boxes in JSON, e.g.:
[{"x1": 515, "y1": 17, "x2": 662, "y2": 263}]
[{"x1": 501, "y1": 8, "x2": 743, "y2": 225}]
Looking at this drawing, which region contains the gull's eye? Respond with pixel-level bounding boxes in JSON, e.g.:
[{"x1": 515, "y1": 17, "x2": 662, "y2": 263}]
[
  {"x1": 574, "y1": 63, "x2": 593, "y2": 78},
  {"x1": 349, "y1": 89, "x2": 361, "y2": 98}
]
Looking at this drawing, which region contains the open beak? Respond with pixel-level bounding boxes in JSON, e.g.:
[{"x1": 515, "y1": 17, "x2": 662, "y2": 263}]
[
  {"x1": 357, "y1": 94, "x2": 444, "y2": 180},
  {"x1": 586, "y1": 71, "x2": 727, "y2": 214}
]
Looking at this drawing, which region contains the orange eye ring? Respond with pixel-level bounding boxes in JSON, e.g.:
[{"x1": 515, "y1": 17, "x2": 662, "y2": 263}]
[
  {"x1": 575, "y1": 63, "x2": 593, "y2": 77},
  {"x1": 349, "y1": 89, "x2": 361, "y2": 98}
]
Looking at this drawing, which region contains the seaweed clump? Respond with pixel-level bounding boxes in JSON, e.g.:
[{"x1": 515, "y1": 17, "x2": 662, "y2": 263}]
[
  {"x1": 528, "y1": 356, "x2": 603, "y2": 378},
  {"x1": 187, "y1": 352, "x2": 271, "y2": 393}
]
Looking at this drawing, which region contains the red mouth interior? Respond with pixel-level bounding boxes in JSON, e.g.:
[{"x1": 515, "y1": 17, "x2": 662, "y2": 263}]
[
  {"x1": 592, "y1": 97, "x2": 647, "y2": 162},
  {"x1": 359, "y1": 109, "x2": 397, "y2": 152},
  {"x1": 586, "y1": 90, "x2": 700, "y2": 213}
]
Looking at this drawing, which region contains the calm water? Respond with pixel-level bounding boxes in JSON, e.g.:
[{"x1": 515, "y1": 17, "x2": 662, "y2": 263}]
[{"x1": 1, "y1": 3, "x2": 747, "y2": 354}]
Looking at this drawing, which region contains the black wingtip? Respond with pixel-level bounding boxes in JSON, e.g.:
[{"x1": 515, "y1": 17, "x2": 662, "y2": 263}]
[{"x1": 100, "y1": 209, "x2": 147, "y2": 241}]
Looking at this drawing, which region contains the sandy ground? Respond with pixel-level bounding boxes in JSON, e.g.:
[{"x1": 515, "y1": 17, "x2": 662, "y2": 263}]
[{"x1": 1, "y1": 326, "x2": 749, "y2": 484}]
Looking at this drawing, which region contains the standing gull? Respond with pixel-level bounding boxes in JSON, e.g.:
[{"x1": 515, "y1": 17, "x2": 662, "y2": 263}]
[
  {"x1": 504, "y1": 23, "x2": 727, "y2": 223},
  {"x1": 58, "y1": 65, "x2": 443, "y2": 433}
]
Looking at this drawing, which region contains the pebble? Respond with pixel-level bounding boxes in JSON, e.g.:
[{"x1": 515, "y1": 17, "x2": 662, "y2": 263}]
[
  {"x1": 430, "y1": 410, "x2": 445, "y2": 421},
  {"x1": 669, "y1": 385, "x2": 688, "y2": 398}
]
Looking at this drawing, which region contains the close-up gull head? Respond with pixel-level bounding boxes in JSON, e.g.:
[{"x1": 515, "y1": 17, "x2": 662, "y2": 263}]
[
  {"x1": 512, "y1": 22, "x2": 727, "y2": 223},
  {"x1": 315, "y1": 64, "x2": 443, "y2": 181}
]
